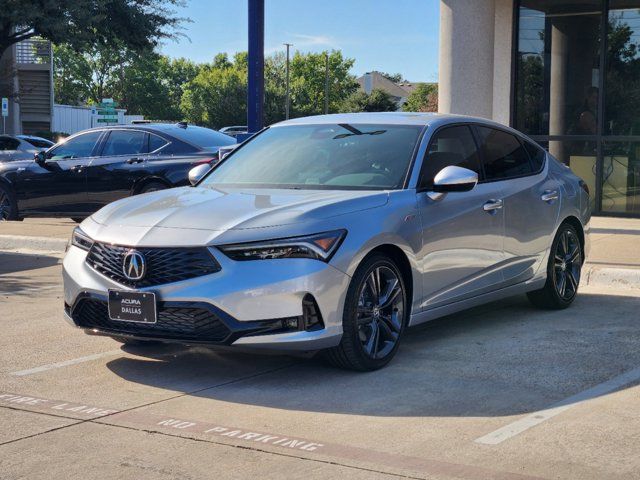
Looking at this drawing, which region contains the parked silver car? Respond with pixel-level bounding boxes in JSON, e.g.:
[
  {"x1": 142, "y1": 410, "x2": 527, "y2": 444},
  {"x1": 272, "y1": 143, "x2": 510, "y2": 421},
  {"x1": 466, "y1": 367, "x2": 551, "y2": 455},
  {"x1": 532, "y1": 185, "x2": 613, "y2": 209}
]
[
  {"x1": 62, "y1": 113, "x2": 590, "y2": 371},
  {"x1": 0, "y1": 134, "x2": 54, "y2": 162}
]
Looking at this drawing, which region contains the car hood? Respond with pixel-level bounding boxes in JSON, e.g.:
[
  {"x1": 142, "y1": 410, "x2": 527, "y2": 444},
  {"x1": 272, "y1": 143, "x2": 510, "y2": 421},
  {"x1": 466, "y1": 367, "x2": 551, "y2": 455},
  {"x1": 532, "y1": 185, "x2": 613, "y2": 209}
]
[{"x1": 91, "y1": 185, "x2": 388, "y2": 233}]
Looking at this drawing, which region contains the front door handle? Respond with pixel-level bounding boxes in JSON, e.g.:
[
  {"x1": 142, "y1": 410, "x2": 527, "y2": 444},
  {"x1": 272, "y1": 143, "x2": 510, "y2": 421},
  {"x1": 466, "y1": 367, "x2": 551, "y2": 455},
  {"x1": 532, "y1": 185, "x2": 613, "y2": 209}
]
[
  {"x1": 126, "y1": 157, "x2": 144, "y2": 164},
  {"x1": 541, "y1": 190, "x2": 559, "y2": 203},
  {"x1": 483, "y1": 199, "x2": 503, "y2": 213}
]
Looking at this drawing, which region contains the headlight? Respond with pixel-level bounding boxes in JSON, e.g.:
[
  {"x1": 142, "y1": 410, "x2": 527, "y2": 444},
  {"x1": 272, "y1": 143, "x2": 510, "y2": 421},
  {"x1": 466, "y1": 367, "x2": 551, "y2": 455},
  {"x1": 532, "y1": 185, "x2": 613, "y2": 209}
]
[
  {"x1": 71, "y1": 227, "x2": 94, "y2": 251},
  {"x1": 218, "y1": 230, "x2": 346, "y2": 262}
]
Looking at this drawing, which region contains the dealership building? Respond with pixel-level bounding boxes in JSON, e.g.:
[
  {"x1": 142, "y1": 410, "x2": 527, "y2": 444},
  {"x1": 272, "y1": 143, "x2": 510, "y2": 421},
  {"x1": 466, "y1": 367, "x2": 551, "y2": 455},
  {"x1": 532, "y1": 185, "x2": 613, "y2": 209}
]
[{"x1": 439, "y1": 0, "x2": 640, "y2": 217}]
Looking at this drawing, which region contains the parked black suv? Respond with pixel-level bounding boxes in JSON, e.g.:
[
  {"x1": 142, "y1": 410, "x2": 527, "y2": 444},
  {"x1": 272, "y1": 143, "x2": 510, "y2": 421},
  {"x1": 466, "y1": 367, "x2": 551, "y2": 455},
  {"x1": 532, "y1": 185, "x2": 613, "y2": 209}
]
[{"x1": 0, "y1": 123, "x2": 235, "y2": 221}]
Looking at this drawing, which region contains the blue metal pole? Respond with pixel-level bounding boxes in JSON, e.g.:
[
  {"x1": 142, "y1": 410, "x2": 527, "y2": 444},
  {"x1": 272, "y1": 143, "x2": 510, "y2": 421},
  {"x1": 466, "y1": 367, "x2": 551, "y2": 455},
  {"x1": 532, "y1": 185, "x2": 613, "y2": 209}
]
[{"x1": 247, "y1": 0, "x2": 264, "y2": 134}]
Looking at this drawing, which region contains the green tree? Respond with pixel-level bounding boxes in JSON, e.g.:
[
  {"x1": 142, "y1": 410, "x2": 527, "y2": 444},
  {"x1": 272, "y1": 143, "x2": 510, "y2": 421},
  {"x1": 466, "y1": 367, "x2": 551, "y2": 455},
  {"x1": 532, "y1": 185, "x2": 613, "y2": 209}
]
[
  {"x1": 120, "y1": 54, "x2": 200, "y2": 119},
  {"x1": 53, "y1": 44, "x2": 93, "y2": 105},
  {"x1": 340, "y1": 89, "x2": 398, "y2": 113},
  {"x1": 0, "y1": 0, "x2": 183, "y2": 60},
  {"x1": 53, "y1": 43, "x2": 201, "y2": 120},
  {"x1": 180, "y1": 50, "x2": 358, "y2": 128},
  {"x1": 289, "y1": 50, "x2": 358, "y2": 117},
  {"x1": 402, "y1": 83, "x2": 438, "y2": 112},
  {"x1": 264, "y1": 52, "x2": 287, "y2": 125},
  {"x1": 379, "y1": 72, "x2": 404, "y2": 83},
  {"x1": 180, "y1": 57, "x2": 247, "y2": 128},
  {"x1": 52, "y1": 42, "x2": 130, "y2": 105}
]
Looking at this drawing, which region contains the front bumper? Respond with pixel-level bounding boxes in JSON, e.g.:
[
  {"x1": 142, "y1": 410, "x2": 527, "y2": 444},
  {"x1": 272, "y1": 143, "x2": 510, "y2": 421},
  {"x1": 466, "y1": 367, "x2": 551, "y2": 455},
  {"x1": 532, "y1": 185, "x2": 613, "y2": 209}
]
[{"x1": 62, "y1": 245, "x2": 350, "y2": 351}]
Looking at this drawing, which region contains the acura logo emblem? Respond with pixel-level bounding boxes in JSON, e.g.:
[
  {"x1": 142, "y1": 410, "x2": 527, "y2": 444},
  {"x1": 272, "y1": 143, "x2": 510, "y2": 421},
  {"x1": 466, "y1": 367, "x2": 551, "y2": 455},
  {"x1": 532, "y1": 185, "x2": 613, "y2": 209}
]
[{"x1": 123, "y1": 250, "x2": 146, "y2": 281}]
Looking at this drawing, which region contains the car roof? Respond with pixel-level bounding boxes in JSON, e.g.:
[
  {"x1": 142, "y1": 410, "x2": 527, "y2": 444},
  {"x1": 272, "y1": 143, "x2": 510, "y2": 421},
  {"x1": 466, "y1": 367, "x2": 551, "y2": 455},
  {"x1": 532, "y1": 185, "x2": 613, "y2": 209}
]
[
  {"x1": 16, "y1": 134, "x2": 53, "y2": 142},
  {"x1": 273, "y1": 112, "x2": 517, "y2": 132},
  {"x1": 81, "y1": 123, "x2": 200, "y2": 134}
]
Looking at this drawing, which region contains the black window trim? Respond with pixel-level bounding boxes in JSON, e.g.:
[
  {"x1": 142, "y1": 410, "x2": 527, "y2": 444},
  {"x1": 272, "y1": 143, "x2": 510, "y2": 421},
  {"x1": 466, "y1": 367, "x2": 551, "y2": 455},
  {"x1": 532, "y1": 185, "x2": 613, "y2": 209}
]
[
  {"x1": 416, "y1": 122, "x2": 486, "y2": 191},
  {"x1": 470, "y1": 124, "x2": 541, "y2": 184},
  {"x1": 520, "y1": 136, "x2": 547, "y2": 175}
]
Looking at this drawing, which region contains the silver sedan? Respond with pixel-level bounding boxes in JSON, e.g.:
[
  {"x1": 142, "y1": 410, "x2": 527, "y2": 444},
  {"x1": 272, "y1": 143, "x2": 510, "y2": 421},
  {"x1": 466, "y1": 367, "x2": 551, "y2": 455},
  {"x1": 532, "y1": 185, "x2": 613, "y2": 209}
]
[{"x1": 62, "y1": 113, "x2": 590, "y2": 371}]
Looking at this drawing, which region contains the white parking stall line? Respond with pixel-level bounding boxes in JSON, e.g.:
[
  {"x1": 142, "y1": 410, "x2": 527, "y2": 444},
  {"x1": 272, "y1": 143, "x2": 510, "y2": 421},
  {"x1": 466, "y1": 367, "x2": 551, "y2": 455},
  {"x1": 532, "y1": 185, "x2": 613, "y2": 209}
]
[
  {"x1": 475, "y1": 366, "x2": 640, "y2": 445},
  {"x1": 10, "y1": 350, "x2": 123, "y2": 377}
]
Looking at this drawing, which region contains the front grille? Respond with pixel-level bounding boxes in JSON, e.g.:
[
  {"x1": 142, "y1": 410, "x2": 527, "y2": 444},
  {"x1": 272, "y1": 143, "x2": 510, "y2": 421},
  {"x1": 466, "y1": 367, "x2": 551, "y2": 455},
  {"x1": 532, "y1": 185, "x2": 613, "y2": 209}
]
[
  {"x1": 73, "y1": 299, "x2": 231, "y2": 342},
  {"x1": 86, "y1": 242, "x2": 220, "y2": 288}
]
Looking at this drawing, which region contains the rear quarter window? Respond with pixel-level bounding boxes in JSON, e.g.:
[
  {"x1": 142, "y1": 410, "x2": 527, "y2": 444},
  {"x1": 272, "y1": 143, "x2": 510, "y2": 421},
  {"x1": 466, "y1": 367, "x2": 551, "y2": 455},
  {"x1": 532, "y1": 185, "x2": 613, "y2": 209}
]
[
  {"x1": 476, "y1": 127, "x2": 533, "y2": 181},
  {"x1": 523, "y1": 140, "x2": 546, "y2": 172},
  {"x1": 170, "y1": 126, "x2": 236, "y2": 150}
]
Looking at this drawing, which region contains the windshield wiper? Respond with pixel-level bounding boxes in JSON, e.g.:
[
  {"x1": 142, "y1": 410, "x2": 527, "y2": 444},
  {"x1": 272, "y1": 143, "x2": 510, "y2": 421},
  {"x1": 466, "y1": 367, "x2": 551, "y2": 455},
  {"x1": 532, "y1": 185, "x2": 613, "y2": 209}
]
[{"x1": 334, "y1": 124, "x2": 386, "y2": 139}]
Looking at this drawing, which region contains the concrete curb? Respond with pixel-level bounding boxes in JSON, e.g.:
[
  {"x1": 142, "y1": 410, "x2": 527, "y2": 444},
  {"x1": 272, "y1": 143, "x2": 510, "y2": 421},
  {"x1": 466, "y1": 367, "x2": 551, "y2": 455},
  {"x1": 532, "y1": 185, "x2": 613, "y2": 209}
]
[
  {"x1": 584, "y1": 265, "x2": 640, "y2": 290},
  {"x1": 0, "y1": 234, "x2": 67, "y2": 255}
]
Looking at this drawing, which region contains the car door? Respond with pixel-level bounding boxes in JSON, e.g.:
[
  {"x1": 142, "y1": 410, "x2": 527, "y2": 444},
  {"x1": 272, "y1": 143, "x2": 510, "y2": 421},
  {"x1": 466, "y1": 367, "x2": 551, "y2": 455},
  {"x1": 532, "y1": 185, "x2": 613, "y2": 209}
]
[
  {"x1": 16, "y1": 130, "x2": 103, "y2": 214},
  {"x1": 85, "y1": 129, "x2": 151, "y2": 209},
  {"x1": 474, "y1": 126, "x2": 561, "y2": 285},
  {"x1": 416, "y1": 124, "x2": 506, "y2": 310}
]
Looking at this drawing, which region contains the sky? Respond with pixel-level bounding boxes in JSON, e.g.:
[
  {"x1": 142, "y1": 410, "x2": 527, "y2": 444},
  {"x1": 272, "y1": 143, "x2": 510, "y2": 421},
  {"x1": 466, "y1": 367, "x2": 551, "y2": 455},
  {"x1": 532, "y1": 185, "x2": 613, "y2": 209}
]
[{"x1": 160, "y1": 0, "x2": 440, "y2": 82}]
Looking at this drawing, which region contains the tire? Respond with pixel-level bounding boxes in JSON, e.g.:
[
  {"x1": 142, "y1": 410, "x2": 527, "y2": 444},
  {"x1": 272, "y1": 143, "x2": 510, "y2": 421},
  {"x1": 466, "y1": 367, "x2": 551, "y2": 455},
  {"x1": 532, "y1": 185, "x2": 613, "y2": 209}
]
[
  {"x1": 138, "y1": 181, "x2": 167, "y2": 194},
  {"x1": 324, "y1": 254, "x2": 409, "y2": 371},
  {"x1": 0, "y1": 184, "x2": 18, "y2": 221},
  {"x1": 527, "y1": 223, "x2": 583, "y2": 310}
]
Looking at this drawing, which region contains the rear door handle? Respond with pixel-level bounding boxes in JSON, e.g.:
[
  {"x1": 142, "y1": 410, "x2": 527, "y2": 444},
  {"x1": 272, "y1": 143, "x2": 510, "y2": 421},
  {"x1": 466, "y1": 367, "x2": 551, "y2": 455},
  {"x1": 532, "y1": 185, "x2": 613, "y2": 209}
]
[
  {"x1": 70, "y1": 164, "x2": 84, "y2": 173},
  {"x1": 541, "y1": 190, "x2": 559, "y2": 203},
  {"x1": 483, "y1": 199, "x2": 503, "y2": 213},
  {"x1": 126, "y1": 157, "x2": 144, "y2": 164}
]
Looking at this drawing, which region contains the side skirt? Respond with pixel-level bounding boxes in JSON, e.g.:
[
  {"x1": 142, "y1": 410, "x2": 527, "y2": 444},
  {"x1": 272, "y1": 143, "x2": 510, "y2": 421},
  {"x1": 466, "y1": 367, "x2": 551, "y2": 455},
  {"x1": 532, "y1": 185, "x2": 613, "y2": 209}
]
[{"x1": 408, "y1": 277, "x2": 546, "y2": 327}]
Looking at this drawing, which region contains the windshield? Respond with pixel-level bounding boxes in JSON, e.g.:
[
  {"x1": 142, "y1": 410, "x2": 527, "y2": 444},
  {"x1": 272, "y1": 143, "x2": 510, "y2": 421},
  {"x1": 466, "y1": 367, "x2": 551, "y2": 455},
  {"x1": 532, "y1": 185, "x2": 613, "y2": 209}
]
[{"x1": 202, "y1": 123, "x2": 423, "y2": 190}]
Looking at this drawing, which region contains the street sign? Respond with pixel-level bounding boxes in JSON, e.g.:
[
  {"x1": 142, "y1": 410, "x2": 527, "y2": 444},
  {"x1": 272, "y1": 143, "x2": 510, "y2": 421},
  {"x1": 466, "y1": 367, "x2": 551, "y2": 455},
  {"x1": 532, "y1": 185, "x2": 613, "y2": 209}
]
[
  {"x1": 95, "y1": 98, "x2": 118, "y2": 125},
  {"x1": 1, "y1": 98, "x2": 8, "y2": 117}
]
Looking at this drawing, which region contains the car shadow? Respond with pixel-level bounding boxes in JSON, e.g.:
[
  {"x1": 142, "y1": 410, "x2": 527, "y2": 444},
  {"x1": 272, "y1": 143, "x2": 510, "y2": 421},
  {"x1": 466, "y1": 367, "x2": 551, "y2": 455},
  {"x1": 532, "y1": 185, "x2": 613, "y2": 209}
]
[
  {"x1": 0, "y1": 252, "x2": 61, "y2": 295},
  {"x1": 106, "y1": 291, "x2": 640, "y2": 418},
  {"x1": 0, "y1": 252, "x2": 60, "y2": 275}
]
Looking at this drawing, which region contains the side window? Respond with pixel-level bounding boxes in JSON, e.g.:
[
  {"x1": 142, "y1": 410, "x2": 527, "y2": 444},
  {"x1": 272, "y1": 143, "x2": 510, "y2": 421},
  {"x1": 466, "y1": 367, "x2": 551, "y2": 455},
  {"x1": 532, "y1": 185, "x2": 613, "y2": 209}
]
[
  {"x1": 419, "y1": 125, "x2": 482, "y2": 188},
  {"x1": 148, "y1": 133, "x2": 169, "y2": 152},
  {"x1": 523, "y1": 140, "x2": 546, "y2": 172},
  {"x1": 101, "y1": 130, "x2": 148, "y2": 156},
  {"x1": 49, "y1": 131, "x2": 103, "y2": 160},
  {"x1": 0, "y1": 137, "x2": 20, "y2": 150},
  {"x1": 476, "y1": 127, "x2": 533, "y2": 180}
]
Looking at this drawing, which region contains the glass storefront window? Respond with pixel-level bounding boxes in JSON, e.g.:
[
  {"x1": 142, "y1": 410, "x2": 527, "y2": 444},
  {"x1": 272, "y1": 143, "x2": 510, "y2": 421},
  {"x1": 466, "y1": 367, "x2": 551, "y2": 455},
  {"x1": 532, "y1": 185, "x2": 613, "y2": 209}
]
[
  {"x1": 514, "y1": 0, "x2": 640, "y2": 216},
  {"x1": 605, "y1": 3, "x2": 640, "y2": 135},
  {"x1": 601, "y1": 141, "x2": 640, "y2": 214},
  {"x1": 541, "y1": 140, "x2": 598, "y2": 212},
  {"x1": 515, "y1": 1, "x2": 603, "y2": 136}
]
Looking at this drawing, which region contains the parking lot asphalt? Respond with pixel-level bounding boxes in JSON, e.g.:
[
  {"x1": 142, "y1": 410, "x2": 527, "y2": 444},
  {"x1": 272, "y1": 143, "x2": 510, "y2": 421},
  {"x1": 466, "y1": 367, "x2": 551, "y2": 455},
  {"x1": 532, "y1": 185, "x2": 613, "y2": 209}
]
[{"x1": 1, "y1": 251, "x2": 640, "y2": 479}]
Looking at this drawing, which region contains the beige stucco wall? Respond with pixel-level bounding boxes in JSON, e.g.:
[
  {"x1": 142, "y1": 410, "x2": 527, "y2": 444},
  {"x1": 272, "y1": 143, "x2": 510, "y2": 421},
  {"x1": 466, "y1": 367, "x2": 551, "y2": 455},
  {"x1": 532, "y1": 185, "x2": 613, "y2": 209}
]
[{"x1": 439, "y1": 0, "x2": 513, "y2": 126}]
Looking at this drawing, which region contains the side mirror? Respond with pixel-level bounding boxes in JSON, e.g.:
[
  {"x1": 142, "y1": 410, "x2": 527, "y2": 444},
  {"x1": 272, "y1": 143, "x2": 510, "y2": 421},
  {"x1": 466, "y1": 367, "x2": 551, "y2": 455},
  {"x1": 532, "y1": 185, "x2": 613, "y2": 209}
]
[
  {"x1": 425, "y1": 165, "x2": 478, "y2": 201},
  {"x1": 34, "y1": 151, "x2": 46, "y2": 165},
  {"x1": 188, "y1": 164, "x2": 211, "y2": 186}
]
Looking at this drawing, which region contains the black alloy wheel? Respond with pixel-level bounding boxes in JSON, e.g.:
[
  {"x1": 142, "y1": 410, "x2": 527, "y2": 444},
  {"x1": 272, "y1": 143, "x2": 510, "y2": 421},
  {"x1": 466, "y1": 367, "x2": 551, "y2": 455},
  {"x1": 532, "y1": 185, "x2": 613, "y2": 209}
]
[
  {"x1": 325, "y1": 254, "x2": 408, "y2": 371},
  {"x1": 527, "y1": 223, "x2": 583, "y2": 309},
  {"x1": 356, "y1": 265, "x2": 405, "y2": 360},
  {"x1": 0, "y1": 185, "x2": 17, "y2": 221},
  {"x1": 552, "y1": 228, "x2": 582, "y2": 301}
]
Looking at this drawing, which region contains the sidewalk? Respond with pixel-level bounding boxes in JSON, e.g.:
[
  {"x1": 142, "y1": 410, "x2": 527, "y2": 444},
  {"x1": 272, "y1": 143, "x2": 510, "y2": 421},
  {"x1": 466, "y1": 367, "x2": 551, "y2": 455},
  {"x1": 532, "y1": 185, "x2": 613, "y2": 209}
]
[
  {"x1": 588, "y1": 216, "x2": 640, "y2": 268},
  {"x1": 0, "y1": 218, "x2": 76, "y2": 239}
]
